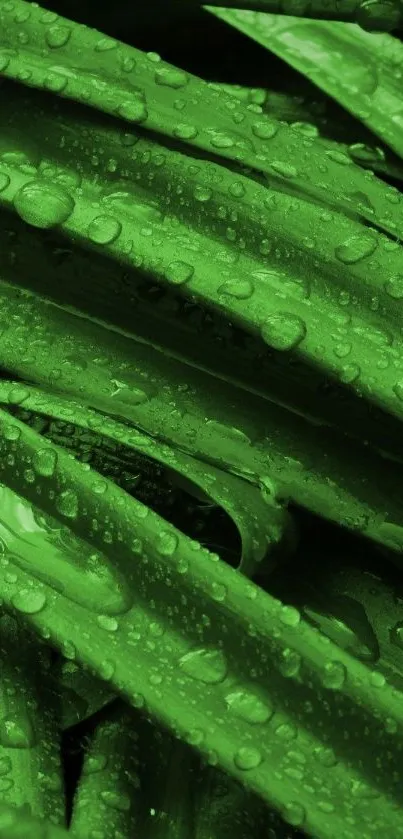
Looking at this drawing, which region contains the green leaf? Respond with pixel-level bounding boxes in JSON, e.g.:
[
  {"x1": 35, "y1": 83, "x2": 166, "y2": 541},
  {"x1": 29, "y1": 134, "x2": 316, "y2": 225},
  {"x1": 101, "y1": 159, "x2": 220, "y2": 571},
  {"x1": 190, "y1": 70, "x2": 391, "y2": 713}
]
[{"x1": 206, "y1": 8, "x2": 403, "y2": 161}]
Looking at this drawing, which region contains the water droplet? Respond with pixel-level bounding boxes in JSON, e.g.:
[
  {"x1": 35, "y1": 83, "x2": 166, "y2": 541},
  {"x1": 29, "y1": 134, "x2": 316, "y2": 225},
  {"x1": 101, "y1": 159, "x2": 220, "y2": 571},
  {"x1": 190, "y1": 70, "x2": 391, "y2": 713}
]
[
  {"x1": 156, "y1": 530, "x2": 178, "y2": 556},
  {"x1": 278, "y1": 648, "x2": 301, "y2": 677},
  {"x1": 96, "y1": 615, "x2": 119, "y2": 632},
  {"x1": 384, "y1": 274, "x2": 403, "y2": 299},
  {"x1": 234, "y1": 746, "x2": 262, "y2": 770},
  {"x1": 261, "y1": 314, "x2": 306, "y2": 351},
  {"x1": 100, "y1": 791, "x2": 131, "y2": 812},
  {"x1": 280, "y1": 605, "x2": 301, "y2": 627},
  {"x1": 217, "y1": 279, "x2": 254, "y2": 299},
  {"x1": 98, "y1": 659, "x2": 116, "y2": 681},
  {"x1": 13, "y1": 180, "x2": 75, "y2": 228},
  {"x1": 55, "y1": 490, "x2": 78, "y2": 519},
  {"x1": 87, "y1": 215, "x2": 122, "y2": 245},
  {"x1": 173, "y1": 124, "x2": 198, "y2": 140},
  {"x1": 116, "y1": 98, "x2": 148, "y2": 123},
  {"x1": 43, "y1": 71, "x2": 68, "y2": 93},
  {"x1": 179, "y1": 647, "x2": 228, "y2": 684},
  {"x1": 313, "y1": 744, "x2": 338, "y2": 767},
  {"x1": 282, "y1": 801, "x2": 306, "y2": 827},
  {"x1": 45, "y1": 24, "x2": 71, "y2": 48},
  {"x1": 83, "y1": 754, "x2": 108, "y2": 775},
  {"x1": 155, "y1": 67, "x2": 188, "y2": 88},
  {"x1": 369, "y1": 670, "x2": 385, "y2": 687},
  {"x1": 335, "y1": 233, "x2": 378, "y2": 264},
  {"x1": 193, "y1": 185, "x2": 213, "y2": 202},
  {"x1": 165, "y1": 260, "x2": 194, "y2": 285},
  {"x1": 225, "y1": 689, "x2": 273, "y2": 724},
  {"x1": 32, "y1": 448, "x2": 57, "y2": 477},
  {"x1": 94, "y1": 37, "x2": 118, "y2": 51},
  {"x1": 0, "y1": 717, "x2": 35, "y2": 748},
  {"x1": 251, "y1": 120, "x2": 278, "y2": 140},
  {"x1": 11, "y1": 588, "x2": 47, "y2": 614},
  {"x1": 321, "y1": 660, "x2": 347, "y2": 689},
  {"x1": 270, "y1": 161, "x2": 298, "y2": 178}
]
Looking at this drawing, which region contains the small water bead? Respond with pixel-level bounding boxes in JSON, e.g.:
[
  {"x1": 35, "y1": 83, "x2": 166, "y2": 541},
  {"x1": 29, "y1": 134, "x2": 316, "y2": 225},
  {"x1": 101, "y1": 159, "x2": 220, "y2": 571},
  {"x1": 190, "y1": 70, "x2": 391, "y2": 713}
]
[
  {"x1": 282, "y1": 801, "x2": 306, "y2": 827},
  {"x1": 13, "y1": 180, "x2": 75, "y2": 228},
  {"x1": 193, "y1": 185, "x2": 213, "y2": 202},
  {"x1": 165, "y1": 260, "x2": 194, "y2": 285},
  {"x1": 116, "y1": 99, "x2": 148, "y2": 123},
  {"x1": 0, "y1": 717, "x2": 36, "y2": 749},
  {"x1": 251, "y1": 120, "x2": 278, "y2": 139},
  {"x1": 154, "y1": 67, "x2": 188, "y2": 88},
  {"x1": 179, "y1": 647, "x2": 228, "y2": 684},
  {"x1": 270, "y1": 161, "x2": 298, "y2": 178},
  {"x1": 225, "y1": 689, "x2": 273, "y2": 724},
  {"x1": 321, "y1": 660, "x2": 347, "y2": 689},
  {"x1": 87, "y1": 215, "x2": 122, "y2": 245},
  {"x1": 83, "y1": 754, "x2": 108, "y2": 775},
  {"x1": 32, "y1": 448, "x2": 57, "y2": 477},
  {"x1": 55, "y1": 489, "x2": 78, "y2": 519},
  {"x1": 174, "y1": 124, "x2": 198, "y2": 140},
  {"x1": 11, "y1": 588, "x2": 47, "y2": 614},
  {"x1": 156, "y1": 530, "x2": 178, "y2": 556},
  {"x1": 384, "y1": 274, "x2": 403, "y2": 298},
  {"x1": 234, "y1": 746, "x2": 262, "y2": 770},
  {"x1": 94, "y1": 37, "x2": 118, "y2": 51},
  {"x1": 96, "y1": 615, "x2": 119, "y2": 632},
  {"x1": 45, "y1": 24, "x2": 71, "y2": 48},
  {"x1": 261, "y1": 314, "x2": 307, "y2": 351},
  {"x1": 280, "y1": 605, "x2": 301, "y2": 627},
  {"x1": 100, "y1": 791, "x2": 131, "y2": 812},
  {"x1": 335, "y1": 233, "x2": 378, "y2": 264},
  {"x1": 217, "y1": 279, "x2": 254, "y2": 299}
]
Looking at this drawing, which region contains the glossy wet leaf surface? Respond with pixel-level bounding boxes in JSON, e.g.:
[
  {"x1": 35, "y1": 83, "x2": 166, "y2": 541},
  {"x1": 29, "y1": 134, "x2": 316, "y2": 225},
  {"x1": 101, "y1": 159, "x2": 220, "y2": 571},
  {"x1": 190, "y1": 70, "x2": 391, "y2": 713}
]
[{"x1": 1, "y1": 1, "x2": 403, "y2": 838}]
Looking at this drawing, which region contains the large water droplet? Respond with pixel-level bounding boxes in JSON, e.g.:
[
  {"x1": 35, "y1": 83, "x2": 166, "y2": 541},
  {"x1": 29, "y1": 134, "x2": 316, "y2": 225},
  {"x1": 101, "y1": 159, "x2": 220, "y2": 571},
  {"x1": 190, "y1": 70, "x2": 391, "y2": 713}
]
[
  {"x1": 55, "y1": 490, "x2": 78, "y2": 519},
  {"x1": 335, "y1": 233, "x2": 378, "y2": 264},
  {"x1": 234, "y1": 746, "x2": 262, "y2": 770},
  {"x1": 0, "y1": 717, "x2": 35, "y2": 749},
  {"x1": 178, "y1": 647, "x2": 228, "y2": 684},
  {"x1": 11, "y1": 588, "x2": 47, "y2": 614},
  {"x1": 225, "y1": 689, "x2": 273, "y2": 724},
  {"x1": 13, "y1": 180, "x2": 75, "y2": 228},
  {"x1": 45, "y1": 24, "x2": 71, "y2": 48},
  {"x1": 87, "y1": 215, "x2": 122, "y2": 245},
  {"x1": 261, "y1": 314, "x2": 306, "y2": 351}
]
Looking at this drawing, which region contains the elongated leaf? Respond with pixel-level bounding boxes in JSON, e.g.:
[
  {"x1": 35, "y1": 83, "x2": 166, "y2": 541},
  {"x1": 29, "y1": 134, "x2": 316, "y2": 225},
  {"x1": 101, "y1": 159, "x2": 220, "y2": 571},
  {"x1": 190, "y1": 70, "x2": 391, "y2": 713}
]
[
  {"x1": 0, "y1": 616, "x2": 64, "y2": 823},
  {"x1": 69, "y1": 703, "x2": 141, "y2": 837},
  {"x1": 206, "y1": 8, "x2": 403, "y2": 160}
]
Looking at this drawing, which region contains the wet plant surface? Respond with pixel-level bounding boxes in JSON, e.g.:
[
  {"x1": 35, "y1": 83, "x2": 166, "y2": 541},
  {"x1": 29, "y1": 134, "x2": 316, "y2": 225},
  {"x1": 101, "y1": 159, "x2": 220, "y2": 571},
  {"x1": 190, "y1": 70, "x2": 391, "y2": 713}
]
[{"x1": 1, "y1": 1, "x2": 403, "y2": 838}]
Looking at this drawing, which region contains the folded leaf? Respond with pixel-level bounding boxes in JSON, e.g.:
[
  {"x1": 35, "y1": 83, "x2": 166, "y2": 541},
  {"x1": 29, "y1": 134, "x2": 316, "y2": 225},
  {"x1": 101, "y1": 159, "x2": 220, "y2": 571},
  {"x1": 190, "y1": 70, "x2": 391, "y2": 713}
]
[{"x1": 207, "y1": 8, "x2": 403, "y2": 161}]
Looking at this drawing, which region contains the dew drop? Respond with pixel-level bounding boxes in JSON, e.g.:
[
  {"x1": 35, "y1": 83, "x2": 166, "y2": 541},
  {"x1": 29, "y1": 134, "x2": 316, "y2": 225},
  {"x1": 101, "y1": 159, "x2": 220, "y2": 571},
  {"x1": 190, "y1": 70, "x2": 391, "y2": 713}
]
[
  {"x1": 87, "y1": 215, "x2": 122, "y2": 245},
  {"x1": 165, "y1": 260, "x2": 194, "y2": 285},
  {"x1": 251, "y1": 120, "x2": 278, "y2": 139},
  {"x1": 193, "y1": 185, "x2": 213, "y2": 202},
  {"x1": 45, "y1": 24, "x2": 71, "y2": 48},
  {"x1": 280, "y1": 605, "x2": 301, "y2": 627},
  {"x1": 234, "y1": 746, "x2": 262, "y2": 770},
  {"x1": 156, "y1": 530, "x2": 178, "y2": 556},
  {"x1": 99, "y1": 791, "x2": 131, "y2": 812},
  {"x1": 32, "y1": 448, "x2": 57, "y2": 477},
  {"x1": 384, "y1": 274, "x2": 403, "y2": 299},
  {"x1": 0, "y1": 717, "x2": 35, "y2": 749},
  {"x1": 116, "y1": 99, "x2": 148, "y2": 123},
  {"x1": 173, "y1": 124, "x2": 198, "y2": 140},
  {"x1": 154, "y1": 67, "x2": 188, "y2": 88},
  {"x1": 217, "y1": 279, "x2": 254, "y2": 299},
  {"x1": 11, "y1": 588, "x2": 47, "y2": 614},
  {"x1": 321, "y1": 660, "x2": 347, "y2": 689},
  {"x1": 55, "y1": 489, "x2": 78, "y2": 519},
  {"x1": 261, "y1": 313, "x2": 306, "y2": 351},
  {"x1": 335, "y1": 233, "x2": 378, "y2": 264},
  {"x1": 13, "y1": 180, "x2": 75, "y2": 228},
  {"x1": 96, "y1": 615, "x2": 119, "y2": 632},
  {"x1": 282, "y1": 801, "x2": 306, "y2": 827},
  {"x1": 270, "y1": 161, "x2": 298, "y2": 178},
  {"x1": 178, "y1": 647, "x2": 228, "y2": 684},
  {"x1": 225, "y1": 689, "x2": 273, "y2": 724}
]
